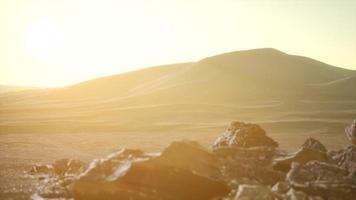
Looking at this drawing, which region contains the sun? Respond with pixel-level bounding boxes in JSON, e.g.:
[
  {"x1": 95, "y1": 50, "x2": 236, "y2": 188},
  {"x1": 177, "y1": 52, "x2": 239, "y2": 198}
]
[{"x1": 25, "y1": 20, "x2": 63, "y2": 59}]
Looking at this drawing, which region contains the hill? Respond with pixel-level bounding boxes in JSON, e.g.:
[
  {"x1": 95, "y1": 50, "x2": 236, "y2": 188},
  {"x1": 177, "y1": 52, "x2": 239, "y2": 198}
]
[{"x1": 1, "y1": 48, "x2": 355, "y2": 149}]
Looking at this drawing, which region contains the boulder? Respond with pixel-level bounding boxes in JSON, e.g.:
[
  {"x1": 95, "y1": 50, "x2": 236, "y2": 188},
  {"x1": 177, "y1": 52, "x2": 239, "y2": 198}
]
[
  {"x1": 287, "y1": 161, "x2": 356, "y2": 200},
  {"x1": 214, "y1": 146, "x2": 284, "y2": 186},
  {"x1": 273, "y1": 138, "x2": 328, "y2": 172},
  {"x1": 75, "y1": 148, "x2": 153, "y2": 182},
  {"x1": 328, "y1": 145, "x2": 356, "y2": 173},
  {"x1": 300, "y1": 137, "x2": 327, "y2": 153},
  {"x1": 154, "y1": 141, "x2": 220, "y2": 179},
  {"x1": 213, "y1": 146, "x2": 276, "y2": 166},
  {"x1": 211, "y1": 121, "x2": 278, "y2": 149},
  {"x1": 220, "y1": 161, "x2": 285, "y2": 187},
  {"x1": 72, "y1": 142, "x2": 230, "y2": 200}
]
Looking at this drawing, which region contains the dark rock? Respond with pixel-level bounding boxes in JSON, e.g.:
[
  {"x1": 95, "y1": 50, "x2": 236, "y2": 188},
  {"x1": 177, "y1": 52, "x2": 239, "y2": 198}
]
[
  {"x1": 300, "y1": 137, "x2": 327, "y2": 153},
  {"x1": 211, "y1": 121, "x2": 278, "y2": 149},
  {"x1": 154, "y1": 141, "x2": 220, "y2": 179},
  {"x1": 72, "y1": 142, "x2": 230, "y2": 200},
  {"x1": 199, "y1": 140, "x2": 284, "y2": 187},
  {"x1": 214, "y1": 146, "x2": 284, "y2": 186},
  {"x1": 221, "y1": 162, "x2": 285, "y2": 187},
  {"x1": 220, "y1": 147, "x2": 283, "y2": 186},
  {"x1": 287, "y1": 161, "x2": 356, "y2": 200},
  {"x1": 75, "y1": 148, "x2": 151, "y2": 183},
  {"x1": 273, "y1": 138, "x2": 328, "y2": 172},
  {"x1": 213, "y1": 146, "x2": 276, "y2": 166},
  {"x1": 328, "y1": 145, "x2": 356, "y2": 173}
]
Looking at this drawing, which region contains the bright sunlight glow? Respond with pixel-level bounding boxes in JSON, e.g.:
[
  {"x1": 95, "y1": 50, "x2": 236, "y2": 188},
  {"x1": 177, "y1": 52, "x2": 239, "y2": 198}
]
[{"x1": 25, "y1": 20, "x2": 63, "y2": 59}]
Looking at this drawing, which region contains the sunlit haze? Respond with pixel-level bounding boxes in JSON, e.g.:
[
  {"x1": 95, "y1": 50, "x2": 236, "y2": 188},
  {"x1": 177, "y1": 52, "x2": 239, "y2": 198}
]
[{"x1": 1, "y1": 0, "x2": 355, "y2": 87}]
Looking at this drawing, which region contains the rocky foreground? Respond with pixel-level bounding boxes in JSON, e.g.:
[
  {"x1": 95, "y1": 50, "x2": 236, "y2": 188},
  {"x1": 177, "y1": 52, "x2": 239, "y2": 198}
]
[{"x1": 29, "y1": 121, "x2": 356, "y2": 200}]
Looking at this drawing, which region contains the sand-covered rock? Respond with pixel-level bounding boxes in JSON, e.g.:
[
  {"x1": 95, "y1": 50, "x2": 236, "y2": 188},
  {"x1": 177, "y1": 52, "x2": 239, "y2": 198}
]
[{"x1": 211, "y1": 121, "x2": 278, "y2": 149}]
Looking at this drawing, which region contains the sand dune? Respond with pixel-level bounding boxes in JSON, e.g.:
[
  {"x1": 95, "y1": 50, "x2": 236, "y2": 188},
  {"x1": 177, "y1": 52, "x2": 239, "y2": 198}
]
[{"x1": 1, "y1": 49, "x2": 355, "y2": 140}]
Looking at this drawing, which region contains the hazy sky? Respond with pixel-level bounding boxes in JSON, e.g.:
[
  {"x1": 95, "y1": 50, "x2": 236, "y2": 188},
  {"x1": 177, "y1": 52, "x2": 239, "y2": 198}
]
[{"x1": 1, "y1": 0, "x2": 356, "y2": 87}]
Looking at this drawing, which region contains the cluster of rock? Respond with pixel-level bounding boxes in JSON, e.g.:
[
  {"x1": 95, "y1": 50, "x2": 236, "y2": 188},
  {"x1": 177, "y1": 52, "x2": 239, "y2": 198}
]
[{"x1": 30, "y1": 121, "x2": 356, "y2": 200}]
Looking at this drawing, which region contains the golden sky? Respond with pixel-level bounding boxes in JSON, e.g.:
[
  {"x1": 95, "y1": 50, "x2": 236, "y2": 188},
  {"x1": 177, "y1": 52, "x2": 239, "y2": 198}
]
[{"x1": 1, "y1": 0, "x2": 356, "y2": 87}]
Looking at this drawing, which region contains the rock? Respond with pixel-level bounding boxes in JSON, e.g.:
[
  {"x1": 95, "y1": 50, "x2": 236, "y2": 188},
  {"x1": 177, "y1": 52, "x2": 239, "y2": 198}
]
[
  {"x1": 211, "y1": 121, "x2": 278, "y2": 149},
  {"x1": 72, "y1": 142, "x2": 230, "y2": 200},
  {"x1": 75, "y1": 148, "x2": 151, "y2": 182},
  {"x1": 300, "y1": 137, "x2": 327, "y2": 153},
  {"x1": 328, "y1": 145, "x2": 356, "y2": 173},
  {"x1": 234, "y1": 185, "x2": 274, "y2": 200},
  {"x1": 220, "y1": 162, "x2": 285, "y2": 187},
  {"x1": 345, "y1": 119, "x2": 356, "y2": 145},
  {"x1": 30, "y1": 121, "x2": 356, "y2": 200},
  {"x1": 287, "y1": 161, "x2": 352, "y2": 184},
  {"x1": 287, "y1": 161, "x2": 356, "y2": 200},
  {"x1": 213, "y1": 146, "x2": 276, "y2": 166},
  {"x1": 53, "y1": 159, "x2": 86, "y2": 176},
  {"x1": 273, "y1": 139, "x2": 328, "y2": 172},
  {"x1": 154, "y1": 141, "x2": 220, "y2": 179},
  {"x1": 214, "y1": 146, "x2": 284, "y2": 186}
]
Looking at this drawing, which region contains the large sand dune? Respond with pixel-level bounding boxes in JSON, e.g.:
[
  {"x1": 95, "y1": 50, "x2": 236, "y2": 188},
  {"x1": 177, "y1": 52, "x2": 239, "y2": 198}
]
[{"x1": 1, "y1": 48, "x2": 355, "y2": 139}]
